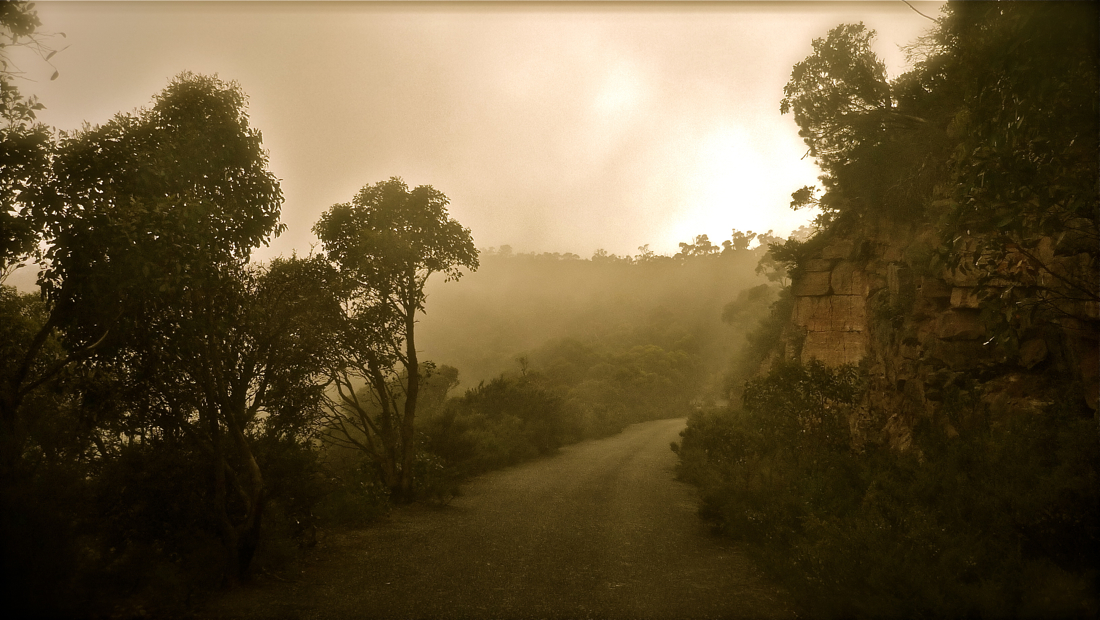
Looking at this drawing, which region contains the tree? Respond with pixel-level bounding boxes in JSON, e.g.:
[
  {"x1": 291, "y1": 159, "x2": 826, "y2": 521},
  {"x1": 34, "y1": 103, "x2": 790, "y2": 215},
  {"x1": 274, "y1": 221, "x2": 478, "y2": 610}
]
[
  {"x1": 111, "y1": 256, "x2": 338, "y2": 583},
  {"x1": 2, "y1": 70, "x2": 297, "y2": 586},
  {"x1": 933, "y1": 3, "x2": 1099, "y2": 350},
  {"x1": 780, "y1": 22, "x2": 892, "y2": 174},
  {"x1": 315, "y1": 177, "x2": 478, "y2": 500},
  {"x1": 1, "y1": 1, "x2": 52, "y2": 281},
  {"x1": 1, "y1": 73, "x2": 284, "y2": 475},
  {"x1": 676, "y1": 234, "x2": 720, "y2": 259},
  {"x1": 721, "y1": 229, "x2": 758, "y2": 254},
  {"x1": 781, "y1": 22, "x2": 942, "y2": 225}
]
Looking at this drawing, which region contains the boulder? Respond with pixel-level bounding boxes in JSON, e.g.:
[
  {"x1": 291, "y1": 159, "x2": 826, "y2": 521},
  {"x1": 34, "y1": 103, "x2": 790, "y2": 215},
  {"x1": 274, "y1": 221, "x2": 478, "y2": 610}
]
[
  {"x1": 1018, "y1": 338, "x2": 1048, "y2": 369},
  {"x1": 935, "y1": 309, "x2": 985, "y2": 341},
  {"x1": 950, "y1": 287, "x2": 982, "y2": 309},
  {"x1": 918, "y1": 276, "x2": 952, "y2": 299}
]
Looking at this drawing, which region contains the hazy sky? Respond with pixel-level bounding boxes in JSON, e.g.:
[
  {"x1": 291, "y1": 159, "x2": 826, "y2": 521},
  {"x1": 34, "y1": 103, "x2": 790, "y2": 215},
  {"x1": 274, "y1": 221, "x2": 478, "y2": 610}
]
[{"x1": 19, "y1": 1, "x2": 942, "y2": 266}]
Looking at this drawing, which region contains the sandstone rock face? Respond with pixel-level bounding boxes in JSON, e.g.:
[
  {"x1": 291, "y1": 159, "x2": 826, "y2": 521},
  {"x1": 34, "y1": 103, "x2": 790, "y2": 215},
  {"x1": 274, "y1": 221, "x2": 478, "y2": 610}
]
[
  {"x1": 774, "y1": 220, "x2": 1098, "y2": 451},
  {"x1": 831, "y1": 261, "x2": 868, "y2": 296},
  {"x1": 803, "y1": 258, "x2": 835, "y2": 272},
  {"x1": 801, "y1": 330, "x2": 868, "y2": 366},
  {"x1": 789, "y1": 261, "x2": 869, "y2": 366},
  {"x1": 919, "y1": 276, "x2": 952, "y2": 299},
  {"x1": 949, "y1": 287, "x2": 982, "y2": 309},
  {"x1": 935, "y1": 310, "x2": 985, "y2": 341},
  {"x1": 820, "y1": 239, "x2": 855, "y2": 260},
  {"x1": 790, "y1": 271, "x2": 831, "y2": 297},
  {"x1": 793, "y1": 295, "x2": 866, "y2": 333}
]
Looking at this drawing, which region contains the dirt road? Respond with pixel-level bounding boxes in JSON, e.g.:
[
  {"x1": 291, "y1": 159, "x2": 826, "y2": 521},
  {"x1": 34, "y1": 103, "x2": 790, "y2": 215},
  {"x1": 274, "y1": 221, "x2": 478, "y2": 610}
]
[{"x1": 202, "y1": 418, "x2": 794, "y2": 619}]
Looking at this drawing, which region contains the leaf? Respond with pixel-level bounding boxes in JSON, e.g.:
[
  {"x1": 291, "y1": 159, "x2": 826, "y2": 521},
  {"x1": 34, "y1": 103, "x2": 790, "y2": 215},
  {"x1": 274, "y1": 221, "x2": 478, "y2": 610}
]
[
  {"x1": 50, "y1": 70, "x2": 59, "y2": 81},
  {"x1": 46, "y1": 50, "x2": 56, "y2": 60}
]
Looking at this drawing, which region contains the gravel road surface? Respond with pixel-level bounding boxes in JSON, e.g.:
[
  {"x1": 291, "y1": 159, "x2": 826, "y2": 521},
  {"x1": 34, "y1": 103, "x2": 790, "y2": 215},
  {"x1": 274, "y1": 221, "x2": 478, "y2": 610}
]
[{"x1": 202, "y1": 417, "x2": 794, "y2": 619}]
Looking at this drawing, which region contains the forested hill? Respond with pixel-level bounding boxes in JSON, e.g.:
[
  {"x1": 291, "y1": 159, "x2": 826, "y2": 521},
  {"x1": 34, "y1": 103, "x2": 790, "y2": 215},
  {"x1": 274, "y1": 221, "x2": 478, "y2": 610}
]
[{"x1": 418, "y1": 240, "x2": 775, "y2": 397}]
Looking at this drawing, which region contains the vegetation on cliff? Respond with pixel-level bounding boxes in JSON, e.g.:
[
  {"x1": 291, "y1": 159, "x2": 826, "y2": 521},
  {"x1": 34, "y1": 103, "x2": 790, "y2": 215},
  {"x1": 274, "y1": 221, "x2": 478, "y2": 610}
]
[{"x1": 678, "y1": 2, "x2": 1099, "y2": 617}]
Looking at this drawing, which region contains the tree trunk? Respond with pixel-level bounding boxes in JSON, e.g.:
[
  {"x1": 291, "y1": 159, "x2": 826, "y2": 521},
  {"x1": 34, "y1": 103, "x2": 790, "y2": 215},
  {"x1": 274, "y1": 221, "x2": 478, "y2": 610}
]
[
  {"x1": 399, "y1": 296, "x2": 419, "y2": 500},
  {"x1": 211, "y1": 406, "x2": 267, "y2": 585},
  {"x1": 227, "y1": 407, "x2": 265, "y2": 582},
  {"x1": 0, "y1": 395, "x2": 20, "y2": 479},
  {"x1": 368, "y1": 359, "x2": 401, "y2": 495},
  {"x1": 212, "y1": 436, "x2": 242, "y2": 586}
]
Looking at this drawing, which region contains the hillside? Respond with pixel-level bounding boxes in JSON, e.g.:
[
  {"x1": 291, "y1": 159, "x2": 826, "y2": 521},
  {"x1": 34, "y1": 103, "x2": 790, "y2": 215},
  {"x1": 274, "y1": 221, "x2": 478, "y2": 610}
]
[
  {"x1": 675, "y1": 4, "x2": 1099, "y2": 617},
  {"x1": 417, "y1": 245, "x2": 771, "y2": 397}
]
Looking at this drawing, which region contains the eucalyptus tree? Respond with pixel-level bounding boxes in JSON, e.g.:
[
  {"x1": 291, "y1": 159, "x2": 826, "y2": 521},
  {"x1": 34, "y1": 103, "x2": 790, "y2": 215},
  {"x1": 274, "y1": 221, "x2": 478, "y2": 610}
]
[
  {"x1": 1, "y1": 70, "x2": 325, "y2": 584},
  {"x1": 118, "y1": 255, "x2": 340, "y2": 582},
  {"x1": 315, "y1": 177, "x2": 478, "y2": 500},
  {"x1": 780, "y1": 22, "x2": 892, "y2": 174},
  {"x1": 2, "y1": 72, "x2": 286, "y2": 479},
  {"x1": 0, "y1": 1, "x2": 52, "y2": 281},
  {"x1": 781, "y1": 22, "x2": 939, "y2": 225}
]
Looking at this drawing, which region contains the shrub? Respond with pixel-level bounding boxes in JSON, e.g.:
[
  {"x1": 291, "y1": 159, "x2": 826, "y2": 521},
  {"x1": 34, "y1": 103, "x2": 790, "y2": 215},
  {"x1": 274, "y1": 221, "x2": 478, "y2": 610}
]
[
  {"x1": 313, "y1": 457, "x2": 391, "y2": 527},
  {"x1": 423, "y1": 374, "x2": 575, "y2": 476},
  {"x1": 677, "y1": 362, "x2": 1099, "y2": 618}
]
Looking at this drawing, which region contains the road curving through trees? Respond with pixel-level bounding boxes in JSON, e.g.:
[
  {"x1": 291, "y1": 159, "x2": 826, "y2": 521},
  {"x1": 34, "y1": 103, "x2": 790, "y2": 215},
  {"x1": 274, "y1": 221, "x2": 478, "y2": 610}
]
[{"x1": 202, "y1": 418, "x2": 794, "y2": 619}]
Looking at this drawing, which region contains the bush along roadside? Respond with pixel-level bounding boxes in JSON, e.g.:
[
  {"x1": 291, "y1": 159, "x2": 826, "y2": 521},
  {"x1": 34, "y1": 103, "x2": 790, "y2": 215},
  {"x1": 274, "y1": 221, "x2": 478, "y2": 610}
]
[{"x1": 675, "y1": 360, "x2": 1099, "y2": 619}]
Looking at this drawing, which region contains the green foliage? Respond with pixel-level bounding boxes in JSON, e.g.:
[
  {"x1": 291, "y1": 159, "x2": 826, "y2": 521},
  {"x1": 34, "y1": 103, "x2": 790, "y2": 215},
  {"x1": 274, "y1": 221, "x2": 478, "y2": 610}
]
[
  {"x1": 316, "y1": 177, "x2": 479, "y2": 500},
  {"x1": 423, "y1": 373, "x2": 574, "y2": 476},
  {"x1": 678, "y1": 362, "x2": 1100, "y2": 618},
  {"x1": 675, "y1": 234, "x2": 720, "y2": 258},
  {"x1": 935, "y1": 3, "x2": 1100, "y2": 338},
  {"x1": 46, "y1": 72, "x2": 284, "y2": 341},
  {"x1": 314, "y1": 177, "x2": 479, "y2": 297},
  {"x1": 0, "y1": 1, "x2": 52, "y2": 279},
  {"x1": 721, "y1": 284, "x2": 775, "y2": 328},
  {"x1": 780, "y1": 23, "x2": 891, "y2": 175},
  {"x1": 783, "y1": 5, "x2": 1098, "y2": 343},
  {"x1": 691, "y1": 8, "x2": 1100, "y2": 616},
  {"x1": 533, "y1": 337, "x2": 699, "y2": 432},
  {"x1": 1, "y1": 66, "x2": 343, "y2": 613},
  {"x1": 742, "y1": 360, "x2": 859, "y2": 450},
  {"x1": 313, "y1": 456, "x2": 391, "y2": 527}
]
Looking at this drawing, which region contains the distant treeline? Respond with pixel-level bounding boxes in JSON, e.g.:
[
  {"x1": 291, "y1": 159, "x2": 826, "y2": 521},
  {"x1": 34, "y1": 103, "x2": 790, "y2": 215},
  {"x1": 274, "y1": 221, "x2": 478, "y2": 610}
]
[{"x1": 419, "y1": 231, "x2": 789, "y2": 393}]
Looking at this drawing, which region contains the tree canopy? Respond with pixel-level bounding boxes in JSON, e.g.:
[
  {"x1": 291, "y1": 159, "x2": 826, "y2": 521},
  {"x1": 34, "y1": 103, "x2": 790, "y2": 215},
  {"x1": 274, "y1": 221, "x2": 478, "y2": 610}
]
[
  {"x1": 315, "y1": 177, "x2": 478, "y2": 499},
  {"x1": 0, "y1": 1, "x2": 51, "y2": 280},
  {"x1": 780, "y1": 23, "x2": 891, "y2": 174}
]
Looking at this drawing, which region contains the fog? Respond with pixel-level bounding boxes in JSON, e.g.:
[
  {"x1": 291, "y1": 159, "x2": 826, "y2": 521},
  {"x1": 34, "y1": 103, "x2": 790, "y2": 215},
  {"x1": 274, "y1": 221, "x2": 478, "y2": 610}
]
[
  {"x1": 5, "y1": 1, "x2": 941, "y2": 296},
  {"x1": 418, "y1": 244, "x2": 773, "y2": 393},
  {"x1": 14, "y1": 2, "x2": 1093, "y2": 619}
]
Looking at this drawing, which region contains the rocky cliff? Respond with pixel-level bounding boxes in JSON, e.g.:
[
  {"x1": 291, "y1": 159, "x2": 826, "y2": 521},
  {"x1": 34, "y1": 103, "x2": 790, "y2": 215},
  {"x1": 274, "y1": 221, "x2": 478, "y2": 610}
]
[{"x1": 773, "y1": 218, "x2": 1098, "y2": 451}]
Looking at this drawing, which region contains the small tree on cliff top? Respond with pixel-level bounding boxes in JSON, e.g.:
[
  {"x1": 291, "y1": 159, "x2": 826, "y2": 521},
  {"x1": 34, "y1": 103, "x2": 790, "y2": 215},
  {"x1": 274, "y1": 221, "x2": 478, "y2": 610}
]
[
  {"x1": 315, "y1": 177, "x2": 478, "y2": 500},
  {"x1": 780, "y1": 22, "x2": 891, "y2": 175}
]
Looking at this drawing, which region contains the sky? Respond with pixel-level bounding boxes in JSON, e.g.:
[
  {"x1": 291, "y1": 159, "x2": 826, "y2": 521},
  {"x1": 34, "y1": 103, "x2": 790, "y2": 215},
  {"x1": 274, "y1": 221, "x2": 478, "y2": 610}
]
[{"x1": 13, "y1": 0, "x2": 943, "y2": 280}]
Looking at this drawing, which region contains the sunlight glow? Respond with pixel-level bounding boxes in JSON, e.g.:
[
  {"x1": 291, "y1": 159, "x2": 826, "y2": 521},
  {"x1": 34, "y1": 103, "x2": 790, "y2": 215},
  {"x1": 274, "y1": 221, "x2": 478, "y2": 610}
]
[
  {"x1": 593, "y1": 63, "x2": 645, "y2": 116},
  {"x1": 672, "y1": 126, "x2": 786, "y2": 246}
]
